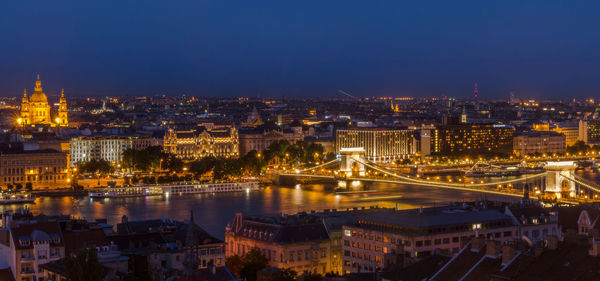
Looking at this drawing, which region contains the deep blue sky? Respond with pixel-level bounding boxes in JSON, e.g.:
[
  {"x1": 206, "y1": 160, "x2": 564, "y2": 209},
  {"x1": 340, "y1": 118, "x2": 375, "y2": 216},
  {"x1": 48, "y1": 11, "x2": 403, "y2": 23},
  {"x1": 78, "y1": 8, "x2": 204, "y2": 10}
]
[{"x1": 1, "y1": 1, "x2": 599, "y2": 98}]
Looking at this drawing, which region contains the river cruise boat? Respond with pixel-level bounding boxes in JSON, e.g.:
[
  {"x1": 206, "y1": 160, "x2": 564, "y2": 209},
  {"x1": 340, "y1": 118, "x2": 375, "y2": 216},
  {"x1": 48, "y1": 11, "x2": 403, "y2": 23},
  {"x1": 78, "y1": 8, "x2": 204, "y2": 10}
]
[
  {"x1": 88, "y1": 181, "x2": 259, "y2": 198},
  {"x1": 161, "y1": 181, "x2": 259, "y2": 195},
  {"x1": 88, "y1": 186, "x2": 163, "y2": 198},
  {"x1": 0, "y1": 192, "x2": 35, "y2": 204}
]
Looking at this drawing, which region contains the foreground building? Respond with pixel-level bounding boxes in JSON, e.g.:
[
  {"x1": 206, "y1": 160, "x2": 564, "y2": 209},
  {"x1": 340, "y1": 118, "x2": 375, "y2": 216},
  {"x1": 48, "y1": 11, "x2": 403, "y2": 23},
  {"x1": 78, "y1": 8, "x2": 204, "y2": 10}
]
[
  {"x1": 0, "y1": 212, "x2": 66, "y2": 281},
  {"x1": 110, "y1": 213, "x2": 225, "y2": 280},
  {"x1": 225, "y1": 212, "x2": 333, "y2": 275},
  {"x1": 335, "y1": 128, "x2": 417, "y2": 163},
  {"x1": 163, "y1": 127, "x2": 239, "y2": 159},
  {"x1": 342, "y1": 205, "x2": 518, "y2": 274},
  {"x1": 0, "y1": 149, "x2": 69, "y2": 189}
]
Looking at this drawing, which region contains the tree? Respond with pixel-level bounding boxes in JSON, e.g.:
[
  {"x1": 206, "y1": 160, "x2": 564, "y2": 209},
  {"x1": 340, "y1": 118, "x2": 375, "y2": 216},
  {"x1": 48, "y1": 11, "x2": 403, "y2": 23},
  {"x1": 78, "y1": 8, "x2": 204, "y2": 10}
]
[
  {"x1": 79, "y1": 159, "x2": 114, "y2": 175},
  {"x1": 15, "y1": 183, "x2": 23, "y2": 190},
  {"x1": 189, "y1": 157, "x2": 217, "y2": 177},
  {"x1": 25, "y1": 182, "x2": 33, "y2": 191},
  {"x1": 567, "y1": 140, "x2": 590, "y2": 155},
  {"x1": 280, "y1": 268, "x2": 297, "y2": 281},
  {"x1": 239, "y1": 248, "x2": 269, "y2": 281},
  {"x1": 6, "y1": 184, "x2": 13, "y2": 191},
  {"x1": 128, "y1": 254, "x2": 150, "y2": 280},
  {"x1": 301, "y1": 271, "x2": 323, "y2": 281},
  {"x1": 62, "y1": 248, "x2": 103, "y2": 281},
  {"x1": 225, "y1": 255, "x2": 244, "y2": 278}
]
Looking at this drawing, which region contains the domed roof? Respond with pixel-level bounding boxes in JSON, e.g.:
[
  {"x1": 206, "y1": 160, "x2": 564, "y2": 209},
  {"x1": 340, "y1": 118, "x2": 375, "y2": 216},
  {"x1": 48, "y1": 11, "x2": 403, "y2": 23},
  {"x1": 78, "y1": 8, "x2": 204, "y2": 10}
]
[
  {"x1": 29, "y1": 91, "x2": 48, "y2": 103},
  {"x1": 31, "y1": 230, "x2": 50, "y2": 241},
  {"x1": 29, "y1": 75, "x2": 48, "y2": 103}
]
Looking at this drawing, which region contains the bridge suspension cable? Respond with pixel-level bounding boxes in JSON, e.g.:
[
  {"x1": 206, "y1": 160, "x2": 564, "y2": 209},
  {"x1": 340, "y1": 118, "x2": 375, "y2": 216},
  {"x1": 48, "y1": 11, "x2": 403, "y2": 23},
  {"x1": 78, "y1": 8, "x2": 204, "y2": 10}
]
[
  {"x1": 354, "y1": 157, "x2": 548, "y2": 188},
  {"x1": 294, "y1": 158, "x2": 340, "y2": 173},
  {"x1": 562, "y1": 174, "x2": 600, "y2": 193}
]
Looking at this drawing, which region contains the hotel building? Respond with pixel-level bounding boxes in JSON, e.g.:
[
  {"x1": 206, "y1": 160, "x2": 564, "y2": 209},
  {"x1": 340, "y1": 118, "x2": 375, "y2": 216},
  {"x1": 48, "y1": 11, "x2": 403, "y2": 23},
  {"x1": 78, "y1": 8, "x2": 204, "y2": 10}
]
[
  {"x1": 164, "y1": 127, "x2": 239, "y2": 160},
  {"x1": 335, "y1": 128, "x2": 417, "y2": 163},
  {"x1": 70, "y1": 135, "x2": 157, "y2": 167},
  {"x1": 431, "y1": 124, "x2": 515, "y2": 155},
  {"x1": 579, "y1": 120, "x2": 600, "y2": 145},
  {"x1": 0, "y1": 149, "x2": 69, "y2": 189}
]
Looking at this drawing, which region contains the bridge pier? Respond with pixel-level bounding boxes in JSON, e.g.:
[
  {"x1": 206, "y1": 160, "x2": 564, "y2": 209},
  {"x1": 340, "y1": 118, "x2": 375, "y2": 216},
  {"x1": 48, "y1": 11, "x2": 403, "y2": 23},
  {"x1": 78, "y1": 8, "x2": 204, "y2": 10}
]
[
  {"x1": 337, "y1": 180, "x2": 364, "y2": 190},
  {"x1": 339, "y1": 148, "x2": 366, "y2": 177},
  {"x1": 544, "y1": 161, "x2": 577, "y2": 199}
]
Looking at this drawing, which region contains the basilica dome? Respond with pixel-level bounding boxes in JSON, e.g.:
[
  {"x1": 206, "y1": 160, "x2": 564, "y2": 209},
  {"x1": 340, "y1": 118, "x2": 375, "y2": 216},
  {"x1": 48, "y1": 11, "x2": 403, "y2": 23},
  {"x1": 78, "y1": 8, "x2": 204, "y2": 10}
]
[
  {"x1": 29, "y1": 75, "x2": 48, "y2": 103},
  {"x1": 29, "y1": 90, "x2": 48, "y2": 103}
]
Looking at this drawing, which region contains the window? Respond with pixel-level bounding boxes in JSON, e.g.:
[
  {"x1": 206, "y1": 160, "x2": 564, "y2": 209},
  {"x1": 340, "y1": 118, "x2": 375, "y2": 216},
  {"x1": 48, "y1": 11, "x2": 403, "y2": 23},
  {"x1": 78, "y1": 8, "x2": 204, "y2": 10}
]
[
  {"x1": 434, "y1": 239, "x2": 441, "y2": 245},
  {"x1": 452, "y1": 237, "x2": 459, "y2": 243},
  {"x1": 424, "y1": 240, "x2": 432, "y2": 246},
  {"x1": 416, "y1": 241, "x2": 423, "y2": 247},
  {"x1": 443, "y1": 238, "x2": 450, "y2": 244}
]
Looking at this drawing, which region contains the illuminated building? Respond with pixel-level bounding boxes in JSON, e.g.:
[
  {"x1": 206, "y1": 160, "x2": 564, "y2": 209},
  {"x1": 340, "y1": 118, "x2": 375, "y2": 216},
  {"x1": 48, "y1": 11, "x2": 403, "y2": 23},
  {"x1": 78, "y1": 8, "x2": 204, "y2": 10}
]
[
  {"x1": 578, "y1": 120, "x2": 600, "y2": 145},
  {"x1": 342, "y1": 206, "x2": 523, "y2": 274},
  {"x1": 534, "y1": 122, "x2": 579, "y2": 146},
  {"x1": 335, "y1": 128, "x2": 417, "y2": 163},
  {"x1": 431, "y1": 124, "x2": 515, "y2": 155},
  {"x1": 513, "y1": 131, "x2": 566, "y2": 156},
  {"x1": 19, "y1": 75, "x2": 68, "y2": 127},
  {"x1": 164, "y1": 127, "x2": 239, "y2": 160},
  {"x1": 70, "y1": 135, "x2": 157, "y2": 167},
  {"x1": 0, "y1": 149, "x2": 69, "y2": 189},
  {"x1": 225, "y1": 213, "x2": 336, "y2": 275},
  {"x1": 238, "y1": 126, "x2": 303, "y2": 156},
  {"x1": 0, "y1": 220, "x2": 65, "y2": 281}
]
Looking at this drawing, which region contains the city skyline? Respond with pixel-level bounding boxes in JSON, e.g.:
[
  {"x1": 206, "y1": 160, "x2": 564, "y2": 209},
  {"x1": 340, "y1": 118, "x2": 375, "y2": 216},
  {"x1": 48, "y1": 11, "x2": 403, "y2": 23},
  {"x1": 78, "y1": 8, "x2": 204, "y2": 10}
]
[{"x1": 2, "y1": 1, "x2": 600, "y2": 98}]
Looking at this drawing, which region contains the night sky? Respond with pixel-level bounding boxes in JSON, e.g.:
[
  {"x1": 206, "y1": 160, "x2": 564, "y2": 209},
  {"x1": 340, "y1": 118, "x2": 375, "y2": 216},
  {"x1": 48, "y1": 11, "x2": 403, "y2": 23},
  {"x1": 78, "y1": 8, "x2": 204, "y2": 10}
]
[{"x1": 1, "y1": 1, "x2": 599, "y2": 98}]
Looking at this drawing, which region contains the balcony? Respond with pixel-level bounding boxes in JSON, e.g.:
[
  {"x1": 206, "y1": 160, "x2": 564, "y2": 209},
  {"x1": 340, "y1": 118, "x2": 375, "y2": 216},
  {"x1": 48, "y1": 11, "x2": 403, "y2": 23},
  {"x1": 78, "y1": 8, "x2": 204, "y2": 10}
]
[
  {"x1": 21, "y1": 268, "x2": 35, "y2": 274},
  {"x1": 20, "y1": 254, "x2": 35, "y2": 261}
]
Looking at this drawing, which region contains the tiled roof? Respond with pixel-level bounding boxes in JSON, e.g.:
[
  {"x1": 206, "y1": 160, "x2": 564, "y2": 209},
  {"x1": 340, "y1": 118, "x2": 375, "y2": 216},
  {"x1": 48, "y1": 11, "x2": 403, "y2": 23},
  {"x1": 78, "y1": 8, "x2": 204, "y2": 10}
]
[
  {"x1": 431, "y1": 241, "x2": 486, "y2": 281},
  {"x1": 63, "y1": 229, "x2": 108, "y2": 255},
  {"x1": 235, "y1": 220, "x2": 329, "y2": 245},
  {"x1": 10, "y1": 221, "x2": 64, "y2": 249}
]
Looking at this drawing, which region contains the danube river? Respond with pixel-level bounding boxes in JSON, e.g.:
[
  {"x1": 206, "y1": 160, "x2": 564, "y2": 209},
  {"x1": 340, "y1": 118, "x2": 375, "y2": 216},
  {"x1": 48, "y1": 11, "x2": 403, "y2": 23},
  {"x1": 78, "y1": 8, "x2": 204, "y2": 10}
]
[{"x1": 0, "y1": 182, "x2": 513, "y2": 239}]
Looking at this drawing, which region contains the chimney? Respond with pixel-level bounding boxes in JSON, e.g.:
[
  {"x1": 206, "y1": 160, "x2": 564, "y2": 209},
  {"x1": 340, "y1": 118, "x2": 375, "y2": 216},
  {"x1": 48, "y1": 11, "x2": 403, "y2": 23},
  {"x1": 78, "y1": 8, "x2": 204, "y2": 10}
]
[
  {"x1": 486, "y1": 240, "x2": 500, "y2": 256},
  {"x1": 547, "y1": 235, "x2": 559, "y2": 250},
  {"x1": 502, "y1": 244, "x2": 516, "y2": 265},
  {"x1": 471, "y1": 237, "x2": 486, "y2": 251},
  {"x1": 589, "y1": 238, "x2": 600, "y2": 257}
]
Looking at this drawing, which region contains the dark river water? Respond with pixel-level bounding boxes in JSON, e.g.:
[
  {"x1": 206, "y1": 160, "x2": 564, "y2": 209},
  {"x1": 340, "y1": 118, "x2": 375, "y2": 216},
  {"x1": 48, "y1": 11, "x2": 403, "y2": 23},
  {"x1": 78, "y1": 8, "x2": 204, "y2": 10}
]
[
  {"x1": 1, "y1": 168, "x2": 597, "y2": 239},
  {"x1": 0, "y1": 182, "x2": 520, "y2": 239}
]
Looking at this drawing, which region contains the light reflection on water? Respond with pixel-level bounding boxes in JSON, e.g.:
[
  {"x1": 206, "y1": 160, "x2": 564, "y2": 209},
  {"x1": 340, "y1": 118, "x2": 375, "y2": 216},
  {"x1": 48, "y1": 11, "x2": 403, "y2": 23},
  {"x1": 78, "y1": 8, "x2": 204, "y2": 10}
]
[{"x1": 0, "y1": 182, "x2": 545, "y2": 239}]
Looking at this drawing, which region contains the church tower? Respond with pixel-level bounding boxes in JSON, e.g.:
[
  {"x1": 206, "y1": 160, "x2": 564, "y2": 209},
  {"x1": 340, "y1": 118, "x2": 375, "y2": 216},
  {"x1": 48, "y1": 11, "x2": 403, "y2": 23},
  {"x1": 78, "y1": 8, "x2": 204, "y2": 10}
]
[
  {"x1": 57, "y1": 89, "x2": 68, "y2": 127},
  {"x1": 461, "y1": 105, "x2": 467, "y2": 123},
  {"x1": 20, "y1": 89, "x2": 30, "y2": 125}
]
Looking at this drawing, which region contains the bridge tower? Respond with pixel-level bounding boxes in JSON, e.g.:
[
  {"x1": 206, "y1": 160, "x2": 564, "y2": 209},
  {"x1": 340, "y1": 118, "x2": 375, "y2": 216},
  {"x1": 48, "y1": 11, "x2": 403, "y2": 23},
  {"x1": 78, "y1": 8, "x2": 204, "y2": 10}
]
[
  {"x1": 339, "y1": 147, "x2": 366, "y2": 177},
  {"x1": 544, "y1": 161, "x2": 577, "y2": 198}
]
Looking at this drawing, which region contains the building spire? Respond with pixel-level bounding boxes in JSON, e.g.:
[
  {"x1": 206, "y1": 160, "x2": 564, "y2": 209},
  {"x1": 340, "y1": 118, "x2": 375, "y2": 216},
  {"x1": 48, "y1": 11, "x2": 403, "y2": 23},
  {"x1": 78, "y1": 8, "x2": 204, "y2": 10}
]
[
  {"x1": 34, "y1": 74, "x2": 42, "y2": 92},
  {"x1": 23, "y1": 89, "x2": 27, "y2": 98},
  {"x1": 61, "y1": 88, "x2": 64, "y2": 98}
]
